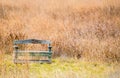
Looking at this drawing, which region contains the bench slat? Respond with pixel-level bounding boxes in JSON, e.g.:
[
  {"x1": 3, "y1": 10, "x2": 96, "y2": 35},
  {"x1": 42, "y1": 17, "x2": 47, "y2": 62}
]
[
  {"x1": 17, "y1": 52, "x2": 52, "y2": 56},
  {"x1": 14, "y1": 60, "x2": 51, "y2": 63},
  {"x1": 14, "y1": 50, "x2": 50, "y2": 53},
  {"x1": 14, "y1": 39, "x2": 51, "y2": 44}
]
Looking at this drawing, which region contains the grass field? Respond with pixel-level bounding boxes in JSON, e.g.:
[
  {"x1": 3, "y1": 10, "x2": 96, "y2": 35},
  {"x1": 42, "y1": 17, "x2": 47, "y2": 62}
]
[
  {"x1": 0, "y1": 0, "x2": 120, "y2": 78},
  {"x1": 0, "y1": 55, "x2": 120, "y2": 78}
]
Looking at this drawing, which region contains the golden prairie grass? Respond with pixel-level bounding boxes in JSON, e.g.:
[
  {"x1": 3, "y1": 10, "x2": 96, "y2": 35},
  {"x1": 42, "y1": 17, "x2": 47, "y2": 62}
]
[{"x1": 0, "y1": 0, "x2": 120, "y2": 62}]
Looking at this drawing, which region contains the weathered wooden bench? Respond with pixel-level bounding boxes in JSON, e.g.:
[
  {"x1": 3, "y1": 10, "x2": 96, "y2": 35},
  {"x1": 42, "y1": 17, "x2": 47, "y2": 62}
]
[{"x1": 13, "y1": 39, "x2": 52, "y2": 63}]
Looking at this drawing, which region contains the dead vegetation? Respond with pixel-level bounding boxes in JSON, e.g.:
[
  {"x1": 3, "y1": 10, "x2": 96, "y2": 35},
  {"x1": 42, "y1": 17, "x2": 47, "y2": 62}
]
[{"x1": 0, "y1": 0, "x2": 120, "y2": 62}]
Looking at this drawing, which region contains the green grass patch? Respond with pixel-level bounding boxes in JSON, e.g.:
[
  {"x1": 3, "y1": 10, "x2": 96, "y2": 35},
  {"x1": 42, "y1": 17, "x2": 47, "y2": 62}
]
[{"x1": 0, "y1": 55, "x2": 120, "y2": 78}]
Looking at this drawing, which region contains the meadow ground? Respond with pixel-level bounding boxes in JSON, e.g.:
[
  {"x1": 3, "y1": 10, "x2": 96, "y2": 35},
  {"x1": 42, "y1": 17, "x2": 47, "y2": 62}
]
[{"x1": 0, "y1": 55, "x2": 120, "y2": 78}]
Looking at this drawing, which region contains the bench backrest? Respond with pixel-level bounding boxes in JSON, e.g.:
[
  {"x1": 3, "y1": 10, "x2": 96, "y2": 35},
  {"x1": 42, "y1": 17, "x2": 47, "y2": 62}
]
[{"x1": 14, "y1": 39, "x2": 52, "y2": 50}]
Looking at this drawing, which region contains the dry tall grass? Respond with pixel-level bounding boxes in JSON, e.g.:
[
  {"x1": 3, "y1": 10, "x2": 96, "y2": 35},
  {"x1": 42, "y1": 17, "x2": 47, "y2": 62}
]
[{"x1": 0, "y1": 0, "x2": 120, "y2": 62}]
